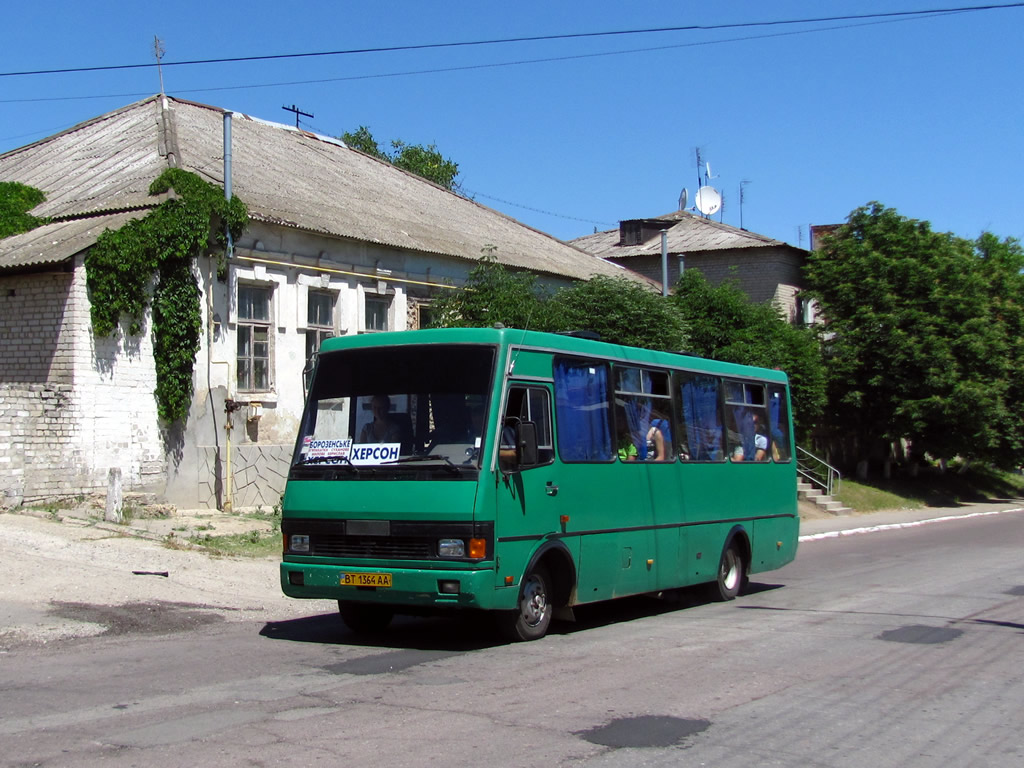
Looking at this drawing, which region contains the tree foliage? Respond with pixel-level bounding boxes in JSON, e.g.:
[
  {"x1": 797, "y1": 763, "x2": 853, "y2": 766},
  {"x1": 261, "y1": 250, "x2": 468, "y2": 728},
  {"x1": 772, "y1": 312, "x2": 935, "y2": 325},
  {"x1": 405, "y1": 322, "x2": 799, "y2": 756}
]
[
  {"x1": 804, "y1": 202, "x2": 1024, "y2": 471},
  {"x1": 429, "y1": 253, "x2": 552, "y2": 331},
  {"x1": 547, "y1": 275, "x2": 688, "y2": 352},
  {"x1": 341, "y1": 126, "x2": 460, "y2": 191},
  {"x1": 670, "y1": 269, "x2": 826, "y2": 436},
  {"x1": 0, "y1": 181, "x2": 49, "y2": 238},
  {"x1": 429, "y1": 256, "x2": 687, "y2": 351},
  {"x1": 85, "y1": 168, "x2": 248, "y2": 423}
]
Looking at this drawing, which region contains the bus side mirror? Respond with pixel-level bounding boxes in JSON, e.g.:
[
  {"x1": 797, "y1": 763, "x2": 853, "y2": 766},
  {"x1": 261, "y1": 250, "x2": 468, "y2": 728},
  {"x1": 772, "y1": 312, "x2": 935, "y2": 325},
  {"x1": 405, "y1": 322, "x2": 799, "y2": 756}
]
[
  {"x1": 499, "y1": 420, "x2": 539, "y2": 473},
  {"x1": 518, "y1": 421, "x2": 539, "y2": 466}
]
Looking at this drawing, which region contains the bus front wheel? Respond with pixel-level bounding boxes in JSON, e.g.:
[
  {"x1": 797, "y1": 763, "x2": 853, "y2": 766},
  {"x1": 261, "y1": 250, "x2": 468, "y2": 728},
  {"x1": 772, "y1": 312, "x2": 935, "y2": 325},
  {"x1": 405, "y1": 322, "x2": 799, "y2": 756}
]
[
  {"x1": 498, "y1": 565, "x2": 553, "y2": 642},
  {"x1": 338, "y1": 601, "x2": 394, "y2": 634},
  {"x1": 712, "y1": 543, "x2": 747, "y2": 601}
]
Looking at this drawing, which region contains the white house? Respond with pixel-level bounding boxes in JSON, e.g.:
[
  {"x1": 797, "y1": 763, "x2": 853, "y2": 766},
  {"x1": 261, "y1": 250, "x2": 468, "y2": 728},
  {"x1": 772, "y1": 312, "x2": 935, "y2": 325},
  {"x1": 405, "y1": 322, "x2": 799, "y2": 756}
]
[{"x1": 0, "y1": 95, "x2": 643, "y2": 510}]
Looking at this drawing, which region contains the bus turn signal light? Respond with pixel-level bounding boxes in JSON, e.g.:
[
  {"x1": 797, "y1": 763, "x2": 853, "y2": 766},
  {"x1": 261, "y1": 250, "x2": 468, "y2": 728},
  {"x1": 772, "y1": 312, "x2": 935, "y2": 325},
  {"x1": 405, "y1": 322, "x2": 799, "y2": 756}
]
[{"x1": 468, "y1": 538, "x2": 487, "y2": 559}]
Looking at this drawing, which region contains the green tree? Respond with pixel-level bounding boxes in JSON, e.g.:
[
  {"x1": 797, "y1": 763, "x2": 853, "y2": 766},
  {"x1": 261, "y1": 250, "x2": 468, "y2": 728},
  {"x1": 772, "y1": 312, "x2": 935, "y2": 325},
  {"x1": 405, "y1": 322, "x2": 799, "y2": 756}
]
[
  {"x1": 804, "y1": 202, "x2": 1023, "y2": 474},
  {"x1": 0, "y1": 181, "x2": 49, "y2": 238},
  {"x1": 548, "y1": 275, "x2": 689, "y2": 352},
  {"x1": 670, "y1": 269, "x2": 825, "y2": 437},
  {"x1": 430, "y1": 257, "x2": 687, "y2": 352},
  {"x1": 429, "y1": 252, "x2": 550, "y2": 330},
  {"x1": 340, "y1": 126, "x2": 460, "y2": 191}
]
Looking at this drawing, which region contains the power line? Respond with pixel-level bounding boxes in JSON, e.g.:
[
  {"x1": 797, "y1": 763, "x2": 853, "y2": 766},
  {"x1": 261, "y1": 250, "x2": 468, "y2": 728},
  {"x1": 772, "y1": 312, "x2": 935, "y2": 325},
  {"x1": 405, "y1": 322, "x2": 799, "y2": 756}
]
[
  {"x1": 0, "y1": 10, "x2": 982, "y2": 106},
  {"x1": 464, "y1": 188, "x2": 615, "y2": 229},
  {"x1": 2, "y1": 3, "x2": 1021, "y2": 78}
]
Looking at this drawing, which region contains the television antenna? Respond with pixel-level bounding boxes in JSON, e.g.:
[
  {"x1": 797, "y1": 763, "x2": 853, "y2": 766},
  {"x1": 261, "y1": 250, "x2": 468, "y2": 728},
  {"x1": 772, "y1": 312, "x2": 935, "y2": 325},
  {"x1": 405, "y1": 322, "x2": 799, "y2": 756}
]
[
  {"x1": 677, "y1": 188, "x2": 689, "y2": 211},
  {"x1": 739, "y1": 179, "x2": 751, "y2": 230},
  {"x1": 693, "y1": 148, "x2": 721, "y2": 218},
  {"x1": 282, "y1": 104, "x2": 314, "y2": 129},
  {"x1": 153, "y1": 36, "x2": 166, "y2": 94}
]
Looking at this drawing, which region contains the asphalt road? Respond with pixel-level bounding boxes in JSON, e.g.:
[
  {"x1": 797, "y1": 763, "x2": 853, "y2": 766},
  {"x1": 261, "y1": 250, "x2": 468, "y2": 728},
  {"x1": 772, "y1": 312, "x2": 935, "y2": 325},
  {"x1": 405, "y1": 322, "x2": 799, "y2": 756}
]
[{"x1": 1, "y1": 506, "x2": 1022, "y2": 767}]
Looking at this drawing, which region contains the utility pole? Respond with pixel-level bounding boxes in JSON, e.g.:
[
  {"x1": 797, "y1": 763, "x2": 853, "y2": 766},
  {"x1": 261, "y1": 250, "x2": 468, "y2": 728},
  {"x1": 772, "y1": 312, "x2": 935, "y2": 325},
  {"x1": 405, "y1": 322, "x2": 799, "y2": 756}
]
[
  {"x1": 282, "y1": 104, "x2": 313, "y2": 129},
  {"x1": 153, "y1": 36, "x2": 166, "y2": 94}
]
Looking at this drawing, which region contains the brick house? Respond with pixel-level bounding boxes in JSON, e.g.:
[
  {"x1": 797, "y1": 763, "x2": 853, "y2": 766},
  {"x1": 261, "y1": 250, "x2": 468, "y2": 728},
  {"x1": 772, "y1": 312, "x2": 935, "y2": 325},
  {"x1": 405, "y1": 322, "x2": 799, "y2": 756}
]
[
  {"x1": 571, "y1": 211, "x2": 812, "y2": 324},
  {"x1": 0, "y1": 95, "x2": 643, "y2": 510}
]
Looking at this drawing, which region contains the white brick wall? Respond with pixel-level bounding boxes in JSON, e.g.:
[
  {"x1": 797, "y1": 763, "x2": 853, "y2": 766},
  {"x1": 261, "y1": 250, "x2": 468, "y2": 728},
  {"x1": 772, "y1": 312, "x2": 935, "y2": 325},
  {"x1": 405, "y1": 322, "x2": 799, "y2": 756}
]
[{"x1": 0, "y1": 261, "x2": 166, "y2": 507}]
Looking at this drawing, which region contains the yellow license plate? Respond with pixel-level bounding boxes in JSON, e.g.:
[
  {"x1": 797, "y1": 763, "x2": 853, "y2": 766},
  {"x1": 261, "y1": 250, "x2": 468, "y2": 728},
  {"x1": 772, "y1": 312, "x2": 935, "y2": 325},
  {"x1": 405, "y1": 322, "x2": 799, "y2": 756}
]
[{"x1": 341, "y1": 572, "x2": 392, "y2": 588}]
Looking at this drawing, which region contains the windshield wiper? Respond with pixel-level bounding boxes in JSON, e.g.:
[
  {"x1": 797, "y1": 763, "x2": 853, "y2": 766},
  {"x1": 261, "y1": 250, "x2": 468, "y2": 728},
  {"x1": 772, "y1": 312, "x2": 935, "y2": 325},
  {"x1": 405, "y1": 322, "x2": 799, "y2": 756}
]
[{"x1": 386, "y1": 454, "x2": 464, "y2": 475}]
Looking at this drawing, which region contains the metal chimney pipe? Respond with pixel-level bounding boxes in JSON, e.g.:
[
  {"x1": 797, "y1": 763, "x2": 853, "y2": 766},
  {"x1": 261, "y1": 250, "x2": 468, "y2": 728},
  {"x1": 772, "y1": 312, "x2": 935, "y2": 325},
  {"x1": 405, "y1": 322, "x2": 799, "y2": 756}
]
[{"x1": 660, "y1": 230, "x2": 668, "y2": 296}]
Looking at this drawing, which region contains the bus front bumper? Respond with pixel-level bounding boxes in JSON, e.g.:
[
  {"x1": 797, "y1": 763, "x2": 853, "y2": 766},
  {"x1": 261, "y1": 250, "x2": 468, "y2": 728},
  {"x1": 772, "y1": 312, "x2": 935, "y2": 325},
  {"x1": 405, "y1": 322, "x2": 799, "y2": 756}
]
[{"x1": 280, "y1": 561, "x2": 513, "y2": 611}]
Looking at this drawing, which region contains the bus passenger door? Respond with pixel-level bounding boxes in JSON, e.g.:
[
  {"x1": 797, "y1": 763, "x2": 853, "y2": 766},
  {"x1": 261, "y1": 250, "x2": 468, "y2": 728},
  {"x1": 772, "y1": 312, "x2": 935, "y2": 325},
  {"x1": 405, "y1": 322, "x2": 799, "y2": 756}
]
[{"x1": 494, "y1": 385, "x2": 571, "y2": 588}]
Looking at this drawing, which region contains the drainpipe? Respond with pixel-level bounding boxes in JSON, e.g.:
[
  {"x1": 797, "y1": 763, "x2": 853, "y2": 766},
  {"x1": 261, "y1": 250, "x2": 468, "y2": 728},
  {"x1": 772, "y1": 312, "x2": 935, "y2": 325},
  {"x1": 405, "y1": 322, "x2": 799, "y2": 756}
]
[
  {"x1": 222, "y1": 111, "x2": 235, "y2": 514},
  {"x1": 660, "y1": 230, "x2": 669, "y2": 297}
]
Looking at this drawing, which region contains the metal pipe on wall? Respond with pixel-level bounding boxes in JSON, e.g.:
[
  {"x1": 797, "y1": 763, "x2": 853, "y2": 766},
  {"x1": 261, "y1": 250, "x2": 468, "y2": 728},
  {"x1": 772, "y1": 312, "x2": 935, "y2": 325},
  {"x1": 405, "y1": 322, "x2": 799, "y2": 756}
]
[
  {"x1": 222, "y1": 111, "x2": 235, "y2": 514},
  {"x1": 660, "y1": 230, "x2": 668, "y2": 296}
]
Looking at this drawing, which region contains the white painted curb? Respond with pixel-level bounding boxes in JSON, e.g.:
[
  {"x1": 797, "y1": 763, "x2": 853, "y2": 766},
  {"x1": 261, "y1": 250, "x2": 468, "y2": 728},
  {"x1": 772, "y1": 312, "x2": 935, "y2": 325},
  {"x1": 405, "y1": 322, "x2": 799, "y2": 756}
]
[{"x1": 799, "y1": 507, "x2": 1024, "y2": 543}]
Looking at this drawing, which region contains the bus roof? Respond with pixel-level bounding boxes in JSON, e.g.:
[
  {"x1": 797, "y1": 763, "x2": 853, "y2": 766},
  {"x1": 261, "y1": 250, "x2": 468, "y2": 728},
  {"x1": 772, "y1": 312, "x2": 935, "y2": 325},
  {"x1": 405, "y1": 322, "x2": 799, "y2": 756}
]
[{"x1": 318, "y1": 327, "x2": 790, "y2": 383}]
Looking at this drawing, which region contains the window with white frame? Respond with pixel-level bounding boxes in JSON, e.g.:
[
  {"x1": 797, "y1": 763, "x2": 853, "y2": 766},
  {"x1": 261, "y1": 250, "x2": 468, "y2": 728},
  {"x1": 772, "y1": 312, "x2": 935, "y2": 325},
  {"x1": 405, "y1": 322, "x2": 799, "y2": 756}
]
[
  {"x1": 305, "y1": 290, "x2": 335, "y2": 362},
  {"x1": 364, "y1": 295, "x2": 390, "y2": 332},
  {"x1": 237, "y1": 284, "x2": 272, "y2": 391}
]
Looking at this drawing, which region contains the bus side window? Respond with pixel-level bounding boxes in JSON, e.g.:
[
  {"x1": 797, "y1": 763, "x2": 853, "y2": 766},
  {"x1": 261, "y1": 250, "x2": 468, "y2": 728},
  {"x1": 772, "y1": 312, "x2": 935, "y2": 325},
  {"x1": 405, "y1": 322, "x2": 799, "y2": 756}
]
[
  {"x1": 724, "y1": 381, "x2": 770, "y2": 462},
  {"x1": 613, "y1": 366, "x2": 673, "y2": 462},
  {"x1": 553, "y1": 358, "x2": 614, "y2": 462},
  {"x1": 675, "y1": 372, "x2": 724, "y2": 461},
  {"x1": 768, "y1": 385, "x2": 792, "y2": 462},
  {"x1": 504, "y1": 385, "x2": 554, "y2": 466}
]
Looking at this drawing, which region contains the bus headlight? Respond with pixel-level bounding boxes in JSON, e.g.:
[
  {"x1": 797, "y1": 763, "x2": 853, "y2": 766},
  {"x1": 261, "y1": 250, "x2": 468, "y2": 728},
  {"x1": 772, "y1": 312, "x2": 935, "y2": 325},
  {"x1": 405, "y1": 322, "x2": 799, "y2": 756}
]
[
  {"x1": 438, "y1": 539, "x2": 465, "y2": 558},
  {"x1": 290, "y1": 534, "x2": 310, "y2": 553}
]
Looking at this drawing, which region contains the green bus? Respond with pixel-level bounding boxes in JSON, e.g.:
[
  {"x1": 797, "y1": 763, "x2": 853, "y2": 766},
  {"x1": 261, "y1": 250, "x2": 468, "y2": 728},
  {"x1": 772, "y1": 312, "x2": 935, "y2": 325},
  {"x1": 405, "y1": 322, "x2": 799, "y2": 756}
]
[{"x1": 280, "y1": 327, "x2": 798, "y2": 641}]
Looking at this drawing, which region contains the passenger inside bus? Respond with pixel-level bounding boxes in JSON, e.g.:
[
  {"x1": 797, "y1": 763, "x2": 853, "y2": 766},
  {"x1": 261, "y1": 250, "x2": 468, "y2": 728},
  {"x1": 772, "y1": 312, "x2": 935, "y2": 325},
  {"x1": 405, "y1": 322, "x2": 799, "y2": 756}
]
[
  {"x1": 752, "y1": 412, "x2": 769, "y2": 461},
  {"x1": 359, "y1": 394, "x2": 402, "y2": 444},
  {"x1": 617, "y1": 420, "x2": 638, "y2": 461},
  {"x1": 645, "y1": 414, "x2": 672, "y2": 461}
]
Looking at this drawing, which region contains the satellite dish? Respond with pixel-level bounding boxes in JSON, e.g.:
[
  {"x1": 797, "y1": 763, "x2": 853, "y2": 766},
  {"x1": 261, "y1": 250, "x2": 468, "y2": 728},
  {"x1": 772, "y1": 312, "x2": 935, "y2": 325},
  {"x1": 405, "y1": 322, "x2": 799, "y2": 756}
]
[
  {"x1": 678, "y1": 188, "x2": 688, "y2": 211},
  {"x1": 695, "y1": 186, "x2": 721, "y2": 216}
]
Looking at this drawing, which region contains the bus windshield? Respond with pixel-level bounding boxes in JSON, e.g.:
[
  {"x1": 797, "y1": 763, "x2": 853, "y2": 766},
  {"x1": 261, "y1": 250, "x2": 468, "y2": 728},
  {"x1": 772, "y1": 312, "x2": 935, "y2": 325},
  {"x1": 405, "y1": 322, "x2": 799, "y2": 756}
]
[{"x1": 291, "y1": 343, "x2": 495, "y2": 475}]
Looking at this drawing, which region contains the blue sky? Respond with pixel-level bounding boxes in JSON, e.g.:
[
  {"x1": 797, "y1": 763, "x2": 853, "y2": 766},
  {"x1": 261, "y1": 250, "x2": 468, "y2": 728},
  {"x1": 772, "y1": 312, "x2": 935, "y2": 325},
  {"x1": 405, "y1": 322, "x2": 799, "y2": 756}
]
[{"x1": 2, "y1": 1, "x2": 1021, "y2": 248}]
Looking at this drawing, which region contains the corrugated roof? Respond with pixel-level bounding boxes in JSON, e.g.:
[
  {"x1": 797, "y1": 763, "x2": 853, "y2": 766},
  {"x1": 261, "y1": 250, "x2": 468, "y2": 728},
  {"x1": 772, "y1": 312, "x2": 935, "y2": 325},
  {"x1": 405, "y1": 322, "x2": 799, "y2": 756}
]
[
  {"x1": 1, "y1": 95, "x2": 647, "y2": 284},
  {"x1": 570, "y1": 210, "x2": 802, "y2": 260},
  {"x1": 0, "y1": 212, "x2": 148, "y2": 270}
]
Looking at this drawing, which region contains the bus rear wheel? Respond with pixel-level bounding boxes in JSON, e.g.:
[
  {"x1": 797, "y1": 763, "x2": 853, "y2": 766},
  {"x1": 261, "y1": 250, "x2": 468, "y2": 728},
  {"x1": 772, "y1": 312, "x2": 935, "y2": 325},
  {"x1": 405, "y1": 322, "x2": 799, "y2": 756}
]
[
  {"x1": 712, "y1": 543, "x2": 747, "y2": 601},
  {"x1": 498, "y1": 565, "x2": 553, "y2": 642},
  {"x1": 338, "y1": 601, "x2": 394, "y2": 634}
]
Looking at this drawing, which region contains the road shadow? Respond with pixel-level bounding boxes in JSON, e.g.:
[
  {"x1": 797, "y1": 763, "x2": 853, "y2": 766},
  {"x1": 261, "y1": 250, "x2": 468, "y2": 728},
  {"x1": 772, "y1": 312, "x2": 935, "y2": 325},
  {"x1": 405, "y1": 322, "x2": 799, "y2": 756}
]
[
  {"x1": 260, "y1": 611, "x2": 506, "y2": 651},
  {"x1": 260, "y1": 581, "x2": 784, "y2": 650}
]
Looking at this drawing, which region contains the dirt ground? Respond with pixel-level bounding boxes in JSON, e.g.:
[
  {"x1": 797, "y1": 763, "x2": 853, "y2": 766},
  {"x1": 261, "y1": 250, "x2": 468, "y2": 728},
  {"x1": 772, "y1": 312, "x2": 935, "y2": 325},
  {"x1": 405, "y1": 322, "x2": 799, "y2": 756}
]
[{"x1": 0, "y1": 506, "x2": 333, "y2": 651}]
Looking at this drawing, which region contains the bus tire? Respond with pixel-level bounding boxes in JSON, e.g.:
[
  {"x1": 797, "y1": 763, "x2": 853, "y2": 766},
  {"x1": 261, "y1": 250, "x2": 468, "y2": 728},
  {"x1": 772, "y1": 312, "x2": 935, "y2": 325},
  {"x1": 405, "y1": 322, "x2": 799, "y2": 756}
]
[
  {"x1": 338, "y1": 601, "x2": 394, "y2": 634},
  {"x1": 711, "y1": 543, "x2": 747, "y2": 601},
  {"x1": 498, "y1": 565, "x2": 553, "y2": 642}
]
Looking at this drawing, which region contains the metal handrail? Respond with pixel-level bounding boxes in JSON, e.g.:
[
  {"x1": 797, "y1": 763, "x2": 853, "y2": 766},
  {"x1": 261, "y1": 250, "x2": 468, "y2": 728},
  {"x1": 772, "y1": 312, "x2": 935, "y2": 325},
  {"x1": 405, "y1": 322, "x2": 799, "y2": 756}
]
[{"x1": 797, "y1": 446, "x2": 841, "y2": 498}]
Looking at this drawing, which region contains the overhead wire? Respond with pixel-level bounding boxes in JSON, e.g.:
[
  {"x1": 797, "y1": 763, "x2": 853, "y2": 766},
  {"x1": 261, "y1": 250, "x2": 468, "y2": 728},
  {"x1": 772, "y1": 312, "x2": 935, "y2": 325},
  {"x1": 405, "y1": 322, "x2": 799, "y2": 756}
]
[
  {"x1": 1, "y1": 2, "x2": 1021, "y2": 79},
  {"x1": 0, "y1": 7, "x2": 986, "y2": 105}
]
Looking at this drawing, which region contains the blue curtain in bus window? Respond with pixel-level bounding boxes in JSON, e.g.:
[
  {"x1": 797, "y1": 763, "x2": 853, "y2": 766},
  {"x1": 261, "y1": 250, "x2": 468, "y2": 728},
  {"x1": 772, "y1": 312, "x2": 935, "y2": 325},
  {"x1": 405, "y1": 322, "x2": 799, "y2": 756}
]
[
  {"x1": 732, "y1": 405, "x2": 754, "y2": 460},
  {"x1": 554, "y1": 360, "x2": 612, "y2": 461},
  {"x1": 624, "y1": 397, "x2": 652, "y2": 460},
  {"x1": 681, "y1": 376, "x2": 722, "y2": 461}
]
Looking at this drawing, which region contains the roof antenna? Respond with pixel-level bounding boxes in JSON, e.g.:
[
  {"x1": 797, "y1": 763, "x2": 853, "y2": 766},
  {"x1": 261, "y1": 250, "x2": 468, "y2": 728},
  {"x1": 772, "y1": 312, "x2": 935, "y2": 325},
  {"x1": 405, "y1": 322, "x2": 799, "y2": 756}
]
[
  {"x1": 153, "y1": 36, "x2": 166, "y2": 95},
  {"x1": 739, "y1": 179, "x2": 751, "y2": 230},
  {"x1": 282, "y1": 104, "x2": 314, "y2": 129},
  {"x1": 694, "y1": 147, "x2": 722, "y2": 219}
]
